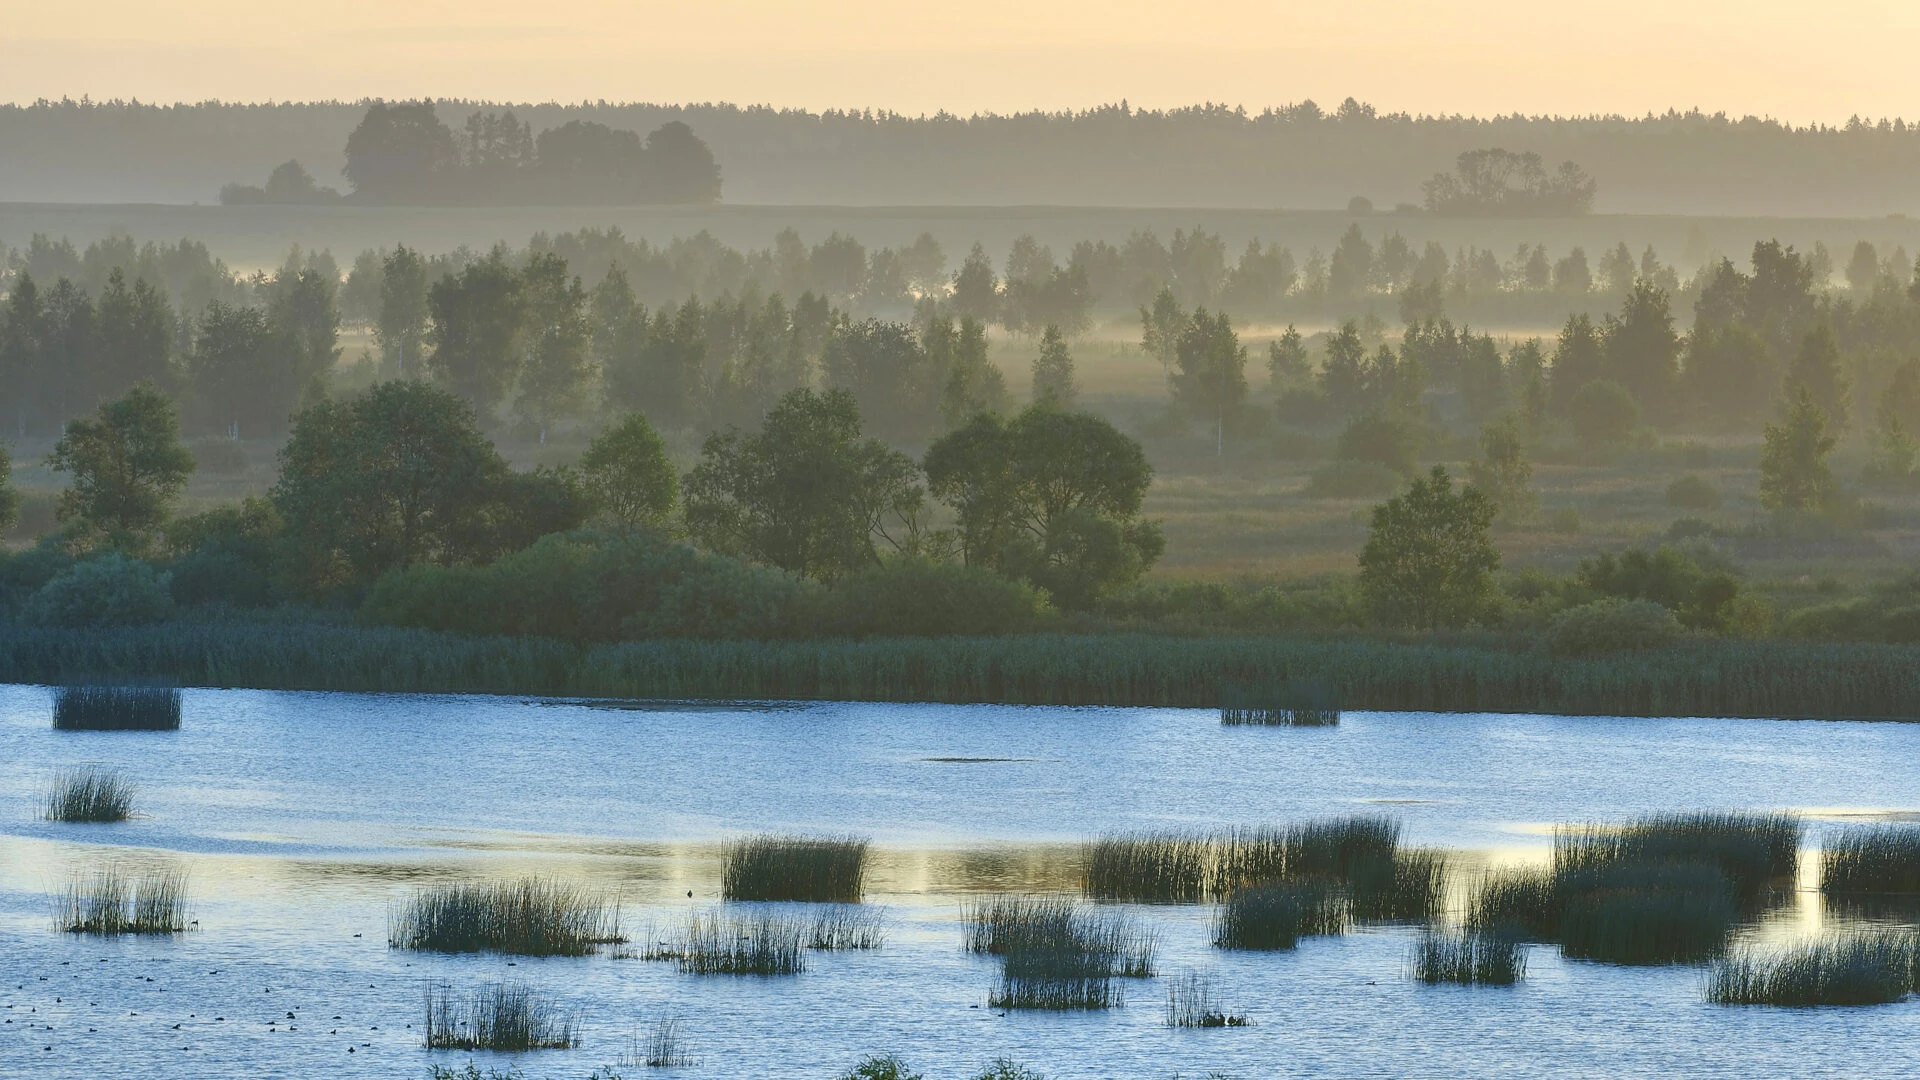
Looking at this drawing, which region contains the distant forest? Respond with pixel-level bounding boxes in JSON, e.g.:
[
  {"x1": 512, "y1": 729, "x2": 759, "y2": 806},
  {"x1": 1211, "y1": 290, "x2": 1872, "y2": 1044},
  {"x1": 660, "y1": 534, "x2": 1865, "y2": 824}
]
[{"x1": 3, "y1": 98, "x2": 1920, "y2": 214}]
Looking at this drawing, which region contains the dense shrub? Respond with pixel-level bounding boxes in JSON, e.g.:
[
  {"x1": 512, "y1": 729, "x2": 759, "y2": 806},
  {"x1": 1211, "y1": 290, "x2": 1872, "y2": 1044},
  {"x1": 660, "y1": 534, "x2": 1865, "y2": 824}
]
[
  {"x1": 1782, "y1": 575, "x2": 1920, "y2": 644},
  {"x1": 26, "y1": 554, "x2": 175, "y2": 627},
  {"x1": 1567, "y1": 380, "x2": 1642, "y2": 450},
  {"x1": 1577, "y1": 544, "x2": 1747, "y2": 630},
  {"x1": 1545, "y1": 599, "x2": 1681, "y2": 657},
  {"x1": 1335, "y1": 411, "x2": 1422, "y2": 475},
  {"x1": 165, "y1": 498, "x2": 282, "y2": 608},
  {"x1": 818, "y1": 558, "x2": 1050, "y2": 637}
]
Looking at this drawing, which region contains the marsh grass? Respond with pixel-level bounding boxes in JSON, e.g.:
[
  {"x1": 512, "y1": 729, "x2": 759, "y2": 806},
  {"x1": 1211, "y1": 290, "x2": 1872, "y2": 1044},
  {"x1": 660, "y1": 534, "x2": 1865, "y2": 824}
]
[
  {"x1": 1280, "y1": 815, "x2": 1401, "y2": 881},
  {"x1": 808, "y1": 904, "x2": 886, "y2": 950},
  {"x1": 1084, "y1": 833, "x2": 1212, "y2": 902},
  {"x1": 676, "y1": 909, "x2": 809, "y2": 975},
  {"x1": 1213, "y1": 881, "x2": 1345, "y2": 950},
  {"x1": 1220, "y1": 680, "x2": 1339, "y2": 726},
  {"x1": 722, "y1": 835, "x2": 868, "y2": 903},
  {"x1": 388, "y1": 877, "x2": 623, "y2": 956},
  {"x1": 424, "y1": 981, "x2": 577, "y2": 1051},
  {"x1": 1822, "y1": 826, "x2": 1920, "y2": 896},
  {"x1": 1412, "y1": 931, "x2": 1527, "y2": 985},
  {"x1": 1164, "y1": 972, "x2": 1250, "y2": 1027},
  {"x1": 990, "y1": 945, "x2": 1122, "y2": 1010},
  {"x1": 1349, "y1": 849, "x2": 1448, "y2": 923},
  {"x1": 971, "y1": 895, "x2": 1154, "y2": 1009},
  {"x1": 52, "y1": 685, "x2": 180, "y2": 731},
  {"x1": 1554, "y1": 813, "x2": 1801, "y2": 898},
  {"x1": 1708, "y1": 934, "x2": 1919, "y2": 1006},
  {"x1": 625, "y1": 1017, "x2": 695, "y2": 1067},
  {"x1": 1557, "y1": 863, "x2": 1736, "y2": 965},
  {"x1": 55, "y1": 866, "x2": 188, "y2": 935},
  {"x1": 44, "y1": 765, "x2": 133, "y2": 822},
  {"x1": 1469, "y1": 868, "x2": 1561, "y2": 940}
]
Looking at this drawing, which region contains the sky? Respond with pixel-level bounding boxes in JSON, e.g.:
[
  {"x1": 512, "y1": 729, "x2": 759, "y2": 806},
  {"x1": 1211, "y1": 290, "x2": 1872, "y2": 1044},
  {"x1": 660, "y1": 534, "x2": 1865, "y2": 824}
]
[{"x1": 3, "y1": 0, "x2": 1918, "y2": 123}]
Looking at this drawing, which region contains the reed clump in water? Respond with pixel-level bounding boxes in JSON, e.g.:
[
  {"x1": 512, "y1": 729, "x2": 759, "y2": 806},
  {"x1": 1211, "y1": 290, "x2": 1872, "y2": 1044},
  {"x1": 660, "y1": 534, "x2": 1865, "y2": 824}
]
[
  {"x1": 1083, "y1": 833, "x2": 1212, "y2": 902},
  {"x1": 807, "y1": 904, "x2": 886, "y2": 950},
  {"x1": 1555, "y1": 813, "x2": 1801, "y2": 900},
  {"x1": 1213, "y1": 882, "x2": 1345, "y2": 950},
  {"x1": 990, "y1": 944, "x2": 1122, "y2": 1010},
  {"x1": 1164, "y1": 971, "x2": 1250, "y2": 1027},
  {"x1": 1821, "y1": 825, "x2": 1920, "y2": 896},
  {"x1": 1220, "y1": 680, "x2": 1339, "y2": 726},
  {"x1": 1412, "y1": 930, "x2": 1527, "y2": 985},
  {"x1": 55, "y1": 866, "x2": 189, "y2": 935},
  {"x1": 1469, "y1": 868, "x2": 1561, "y2": 940},
  {"x1": 675, "y1": 909, "x2": 809, "y2": 975},
  {"x1": 52, "y1": 685, "x2": 181, "y2": 731},
  {"x1": 1555, "y1": 862, "x2": 1737, "y2": 965},
  {"x1": 722, "y1": 835, "x2": 869, "y2": 903},
  {"x1": 388, "y1": 877, "x2": 623, "y2": 956},
  {"x1": 1349, "y1": 849, "x2": 1449, "y2": 923},
  {"x1": 423, "y1": 981, "x2": 577, "y2": 1051},
  {"x1": 1707, "y1": 934, "x2": 1919, "y2": 1006},
  {"x1": 44, "y1": 766, "x2": 134, "y2": 822},
  {"x1": 971, "y1": 895, "x2": 1154, "y2": 1009},
  {"x1": 624, "y1": 1017, "x2": 694, "y2": 1067}
]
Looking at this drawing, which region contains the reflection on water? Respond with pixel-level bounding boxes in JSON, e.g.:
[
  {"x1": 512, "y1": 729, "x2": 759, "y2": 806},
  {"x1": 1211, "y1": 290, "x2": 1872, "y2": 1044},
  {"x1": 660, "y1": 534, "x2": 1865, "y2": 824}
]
[{"x1": 5, "y1": 685, "x2": 1920, "y2": 1079}]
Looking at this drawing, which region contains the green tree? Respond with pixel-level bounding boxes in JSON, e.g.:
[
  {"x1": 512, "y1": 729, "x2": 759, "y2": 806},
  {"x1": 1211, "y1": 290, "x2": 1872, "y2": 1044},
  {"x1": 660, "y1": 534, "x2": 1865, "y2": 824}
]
[
  {"x1": 93, "y1": 268, "x2": 172, "y2": 406},
  {"x1": 1319, "y1": 320, "x2": 1369, "y2": 414},
  {"x1": 0, "y1": 272, "x2": 47, "y2": 437},
  {"x1": 1760, "y1": 387, "x2": 1837, "y2": 511},
  {"x1": 1783, "y1": 322, "x2": 1852, "y2": 433},
  {"x1": 1567, "y1": 379, "x2": 1641, "y2": 450},
  {"x1": 1601, "y1": 280, "x2": 1678, "y2": 410},
  {"x1": 1266, "y1": 324, "x2": 1311, "y2": 395},
  {"x1": 376, "y1": 244, "x2": 430, "y2": 376},
  {"x1": 923, "y1": 406, "x2": 1162, "y2": 609},
  {"x1": 267, "y1": 266, "x2": 342, "y2": 420},
  {"x1": 580, "y1": 413, "x2": 678, "y2": 530},
  {"x1": 1358, "y1": 465, "x2": 1500, "y2": 629},
  {"x1": 1466, "y1": 414, "x2": 1536, "y2": 522},
  {"x1": 1172, "y1": 308, "x2": 1247, "y2": 436},
  {"x1": 1548, "y1": 313, "x2": 1605, "y2": 413},
  {"x1": 933, "y1": 314, "x2": 1008, "y2": 427},
  {"x1": 46, "y1": 384, "x2": 195, "y2": 539},
  {"x1": 1031, "y1": 324, "x2": 1077, "y2": 408},
  {"x1": 683, "y1": 388, "x2": 923, "y2": 582},
  {"x1": 1846, "y1": 239, "x2": 1880, "y2": 292},
  {"x1": 272, "y1": 380, "x2": 509, "y2": 593},
  {"x1": 514, "y1": 253, "x2": 594, "y2": 439},
  {"x1": 1139, "y1": 287, "x2": 1183, "y2": 382},
  {"x1": 188, "y1": 301, "x2": 273, "y2": 438},
  {"x1": 341, "y1": 101, "x2": 461, "y2": 202},
  {"x1": 951, "y1": 243, "x2": 1000, "y2": 324},
  {"x1": 0, "y1": 443, "x2": 17, "y2": 535},
  {"x1": 427, "y1": 251, "x2": 526, "y2": 413}
]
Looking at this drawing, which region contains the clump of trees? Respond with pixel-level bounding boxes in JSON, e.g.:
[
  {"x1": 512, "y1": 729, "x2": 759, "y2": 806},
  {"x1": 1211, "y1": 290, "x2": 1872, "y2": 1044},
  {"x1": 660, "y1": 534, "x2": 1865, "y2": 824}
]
[{"x1": 1422, "y1": 149, "x2": 1596, "y2": 216}]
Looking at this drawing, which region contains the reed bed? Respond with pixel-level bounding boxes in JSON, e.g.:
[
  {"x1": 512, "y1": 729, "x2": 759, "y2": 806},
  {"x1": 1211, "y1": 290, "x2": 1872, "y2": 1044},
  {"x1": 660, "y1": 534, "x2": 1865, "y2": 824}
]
[
  {"x1": 1084, "y1": 833, "x2": 1213, "y2": 902},
  {"x1": 625, "y1": 1017, "x2": 694, "y2": 1068},
  {"x1": 722, "y1": 835, "x2": 869, "y2": 903},
  {"x1": 55, "y1": 866, "x2": 189, "y2": 935},
  {"x1": 808, "y1": 904, "x2": 886, "y2": 950},
  {"x1": 388, "y1": 877, "x2": 623, "y2": 956},
  {"x1": 675, "y1": 909, "x2": 809, "y2": 975},
  {"x1": 1556, "y1": 863, "x2": 1736, "y2": 965},
  {"x1": 1469, "y1": 868, "x2": 1561, "y2": 940},
  {"x1": 1090, "y1": 815, "x2": 1404, "y2": 903},
  {"x1": 1349, "y1": 849, "x2": 1449, "y2": 923},
  {"x1": 12, "y1": 623, "x2": 1920, "y2": 719},
  {"x1": 990, "y1": 945, "x2": 1122, "y2": 1011},
  {"x1": 1554, "y1": 813, "x2": 1801, "y2": 897},
  {"x1": 44, "y1": 765, "x2": 133, "y2": 822},
  {"x1": 423, "y1": 981, "x2": 577, "y2": 1051},
  {"x1": 51, "y1": 685, "x2": 180, "y2": 731},
  {"x1": 1220, "y1": 680, "x2": 1339, "y2": 726},
  {"x1": 1213, "y1": 882, "x2": 1345, "y2": 950},
  {"x1": 1164, "y1": 972, "x2": 1250, "y2": 1027},
  {"x1": 1412, "y1": 931, "x2": 1528, "y2": 985},
  {"x1": 1822, "y1": 825, "x2": 1920, "y2": 896},
  {"x1": 970, "y1": 894, "x2": 1154, "y2": 1010},
  {"x1": 1707, "y1": 934, "x2": 1919, "y2": 1006}
]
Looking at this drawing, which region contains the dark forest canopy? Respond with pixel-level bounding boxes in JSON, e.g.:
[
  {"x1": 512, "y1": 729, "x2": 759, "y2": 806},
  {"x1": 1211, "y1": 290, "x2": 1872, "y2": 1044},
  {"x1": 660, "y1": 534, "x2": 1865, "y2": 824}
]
[{"x1": 6, "y1": 97, "x2": 1920, "y2": 214}]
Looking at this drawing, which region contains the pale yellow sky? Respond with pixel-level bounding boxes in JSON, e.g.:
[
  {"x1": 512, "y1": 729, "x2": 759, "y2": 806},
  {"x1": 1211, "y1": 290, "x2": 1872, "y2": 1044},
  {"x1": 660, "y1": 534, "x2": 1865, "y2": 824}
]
[{"x1": 4, "y1": 0, "x2": 1917, "y2": 121}]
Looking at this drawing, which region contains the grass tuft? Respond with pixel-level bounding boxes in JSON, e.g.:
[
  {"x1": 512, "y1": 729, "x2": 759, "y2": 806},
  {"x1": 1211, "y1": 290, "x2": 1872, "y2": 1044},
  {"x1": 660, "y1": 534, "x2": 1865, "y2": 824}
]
[
  {"x1": 624, "y1": 1016, "x2": 695, "y2": 1067},
  {"x1": 807, "y1": 904, "x2": 886, "y2": 950},
  {"x1": 1557, "y1": 862, "x2": 1735, "y2": 965},
  {"x1": 1213, "y1": 881, "x2": 1345, "y2": 950},
  {"x1": 1349, "y1": 849, "x2": 1448, "y2": 923},
  {"x1": 388, "y1": 877, "x2": 623, "y2": 956},
  {"x1": 722, "y1": 834, "x2": 868, "y2": 903},
  {"x1": 675, "y1": 909, "x2": 809, "y2": 975},
  {"x1": 1220, "y1": 679, "x2": 1339, "y2": 726},
  {"x1": 1708, "y1": 934, "x2": 1919, "y2": 1006},
  {"x1": 44, "y1": 766, "x2": 134, "y2": 822},
  {"x1": 55, "y1": 866, "x2": 189, "y2": 935},
  {"x1": 1412, "y1": 930, "x2": 1527, "y2": 985},
  {"x1": 971, "y1": 894, "x2": 1154, "y2": 1010},
  {"x1": 52, "y1": 685, "x2": 181, "y2": 731},
  {"x1": 1164, "y1": 971, "x2": 1250, "y2": 1027},
  {"x1": 423, "y1": 981, "x2": 577, "y2": 1051},
  {"x1": 1822, "y1": 825, "x2": 1920, "y2": 896},
  {"x1": 1084, "y1": 833, "x2": 1212, "y2": 902},
  {"x1": 1469, "y1": 868, "x2": 1560, "y2": 940}
]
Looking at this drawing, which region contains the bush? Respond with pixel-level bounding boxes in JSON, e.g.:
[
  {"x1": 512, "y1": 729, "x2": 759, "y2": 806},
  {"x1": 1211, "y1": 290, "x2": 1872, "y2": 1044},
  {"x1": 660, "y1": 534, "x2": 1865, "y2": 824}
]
[
  {"x1": 1544, "y1": 599, "x2": 1681, "y2": 657},
  {"x1": 1567, "y1": 380, "x2": 1642, "y2": 449},
  {"x1": 26, "y1": 554, "x2": 174, "y2": 627},
  {"x1": 819, "y1": 558, "x2": 1051, "y2": 637},
  {"x1": 1304, "y1": 460, "x2": 1404, "y2": 499},
  {"x1": 1666, "y1": 475, "x2": 1722, "y2": 510},
  {"x1": 1335, "y1": 411, "x2": 1421, "y2": 475},
  {"x1": 1577, "y1": 544, "x2": 1745, "y2": 629}
]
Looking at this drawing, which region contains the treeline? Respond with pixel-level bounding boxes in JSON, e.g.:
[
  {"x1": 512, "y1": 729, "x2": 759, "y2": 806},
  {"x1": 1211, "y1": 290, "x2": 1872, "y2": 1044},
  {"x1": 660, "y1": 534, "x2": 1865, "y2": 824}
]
[
  {"x1": 222, "y1": 102, "x2": 722, "y2": 206},
  {"x1": 9, "y1": 98, "x2": 1920, "y2": 212}
]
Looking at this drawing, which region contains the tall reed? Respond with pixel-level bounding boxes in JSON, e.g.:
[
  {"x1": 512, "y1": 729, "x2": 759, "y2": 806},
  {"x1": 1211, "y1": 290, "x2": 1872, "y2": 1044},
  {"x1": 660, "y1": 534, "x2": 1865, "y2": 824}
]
[
  {"x1": 675, "y1": 909, "x2": 809, "y2": 975},
  {"x1": 1554, "y1": 813, "x2": 1801, "y2": 898},
  {"x1": 388, "y1": 877, "x2": 623, "y2": 956},
  {"x1": 1213, "y1": 881, "x2": 1345, "y2": 950},
  {"x1": 1708, "y1": 934, "x2": 1919, "y2": 1006},
  {"x1": 55, "y1": 866, "x2": 189, "y2": 935},
  {"x1": 1220, "y1": 679, "x2": 1339, "y2": 726},
  {"x1": 1412, "y1": 931, "x2": 1527, "y2": 985},
  {"x1": 44, "y1": 766, "x2": 134, "y2": 822},
  {"x1": 423, "y1": 981, "x2": 577, "y2": 1050},
  {"x1": 626, "y1": 1017, "x2": 694, "y2": 1067},
  {"x1": 722, "y1": 835, "x2": 869, "y2": 903},
  {"x1": 1083, "y1": 833, "x2": 1212, "y2": 902},
  {"x1": 1164, "y1": 972, "x2": 1250, "y2": 1027},
  {"x1": 1822, "y1": 825, "x2": 1920, "y2": 896},
  {"x1": 51, "y1": 685, "x2": 181, "y2": 731},
  {"x1": 807, "y1": 904, "x2": 886, "y2": 950}
]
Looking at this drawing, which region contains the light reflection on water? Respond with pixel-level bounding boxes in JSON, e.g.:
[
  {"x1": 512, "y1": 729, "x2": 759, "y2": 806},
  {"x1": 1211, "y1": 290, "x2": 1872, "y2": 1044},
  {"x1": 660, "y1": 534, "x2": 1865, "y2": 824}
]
[{"x1": 3, "y1": 684, "x2": 1920, "y2": 1078}]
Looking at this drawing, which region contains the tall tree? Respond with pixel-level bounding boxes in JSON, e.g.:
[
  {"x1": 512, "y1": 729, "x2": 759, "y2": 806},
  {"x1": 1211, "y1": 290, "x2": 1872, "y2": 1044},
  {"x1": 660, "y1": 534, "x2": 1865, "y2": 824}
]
[
  {"x1": 188, "y1": 301, "x2": 273, "y2": 438},
  {"x1": 1601, "y1": 280, "x2": 1679, "y2": 410},
  {"x1": 1172, "y1": 308, "x2": 1247, "y2": 437},
  {"x1": 46, "y1": 384, "x2": 195, "y2": 539},
  {"x1": 1760, "y1": 387, "x2": 1838, "y2": 512},
  {"x1": 515, "y1": 253, "x2": 594, "y2": 439},
  {"x1": 1031, "y1": 325, "x2": 1078, "y2": 408},
  {"x1": 1783, "y1": 322, "x2": 1852, "y2": 433},
  {"x1": 580, "y1": 413, "x2": 678, "y2": 531},
  {"x1": 950, "y1": 243, "x2": 1000, "y2": 324},
  {"x1": 0, "y1": 273, "x2": 47, "y2": 437},
  {"x1": 1358, "y1": 465, "x2": 1499, "y2": 629},
  {"x1": 1548, "y1": 313, "x2": 1606, "y2": 413},
  {"x1": 427, "y1": 252, "x2": 526, "y2": 413},
  {"x1": 341, "y1": 101, "x2": 461, "y2": 203},
  {"x1": 376, "y1": 245, "x2": 430, "y2": 376},
  {"x1": 94, "y1": 268, "x2": 172, "y2": 406}
]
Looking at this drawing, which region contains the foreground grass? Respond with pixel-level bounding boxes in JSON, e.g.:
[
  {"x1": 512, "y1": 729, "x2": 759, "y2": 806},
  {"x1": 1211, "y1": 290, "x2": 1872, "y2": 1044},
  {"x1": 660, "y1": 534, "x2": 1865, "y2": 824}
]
[{"x1": 2, "y1": 622, "x2": 1920, "y2": 717}]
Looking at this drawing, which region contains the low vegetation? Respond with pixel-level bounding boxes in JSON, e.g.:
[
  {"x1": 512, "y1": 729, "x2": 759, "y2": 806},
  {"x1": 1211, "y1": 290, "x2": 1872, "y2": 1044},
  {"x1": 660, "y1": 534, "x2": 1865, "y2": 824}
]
[
  {"x1": 424, "y1": 981, "x2": 578, "y2": 1051},
  {"x1": 1412, "y1": 930, "x2": 1528, "y2": 985},
  {"x1": 1822, "y1": 825, "x2": 1920, "y2": 895},
  {"x1": 1083, "y1": 833, "x2": 1212, "y2": 902},
  {"x1": 806, "y1": 904, "x2": 886, "y2": 950},
  {"x1": 968, "y1": 894, "x2": 1154, "y2": 1010},
  {"x1": 626, "y1": 1017, "x2": 694, "y2": 1068},
  {"x1": 55, "y1": 866, "x2": 189, "y2": 935},
  {"x1": 1707, "y1": 934, "x2": 1919, "y2": 1006},
  {"x1": 1219, "y1": 679, "x2": 1339, "y2": 726},
  {"x1": 44, "y1": 765, "x2": 134, "y2": 822},
  {"x1": 388, "y1": 877, "x2": 623, "y2": 956},
  {"x1": 722, "y1": 834, "x2": 869, "y2": 903},
  {"x1": 51, "y1": 684, "x2": 181, "y2": 731},
  {"x1": 1164, "y1": 971, "x2": 1250, "y2": 1027},
  {"x1": 1213, "y1": 881, "x2": 1345, "y2": 950},
  {"x1": 674, "y1": 910, "x2": 809, "y2": 975}
]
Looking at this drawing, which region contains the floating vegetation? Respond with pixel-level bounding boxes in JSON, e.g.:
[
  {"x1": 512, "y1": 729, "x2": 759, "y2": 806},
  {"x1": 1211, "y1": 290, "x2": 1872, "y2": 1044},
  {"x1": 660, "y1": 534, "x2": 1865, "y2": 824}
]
[
  {"x1": 55, "y1": 866, "x2": 189, "y2": 935},
  {"x1": 1084, "y1": 832, "x2": 1212, "y2": 902},
  {"x1": 388, "y1": 877, "x2": 623, "y2": 956},
  {"x1": 1349, "y1": 849, "x2": 1448, "y2": 923},
  {"x1": 51, "y1": 685, "x2": 181, "y2": 731},
  {"x1": 1554, "y1": 813, "x2": 1801, "y2": 899},
  {"x1": 424, "y1": 981, "x2": 577, "y2": 1051},
  {"x1": 722, "y1": 834, "x2": 869, "y2": 903},
  {"x1": 1213, "y1": 882, "x2": 1345, "y2": 950},
  {"x1": 1220, "y1": 679, "x2": 1339, "y2": 726},
  {"x1": 625, "y1": 1017, "x2": 694, "y2": 1068},
  {"x1": 1557, "y1": 863, "x2": 1735, "y2": 965},
  {"x1": 1412, "y1": 931, "x2": 1527, "y2": 985},
  {"x1": 1822, "y1": 825, "x2": 1920, "y2": 896},
  {"x1": 44, "y1": 765, "x2": 134, "y2": 822},
  {"x1": 1707, "y1": 934, "x2": 1919, "y2": 1006},
  {"x1": 808, "y1": 904, "x2": 886, "y2": 950},
  {"x1": 676, "y1": 909, "x2": 809, "y2": 975},
  {"x1": 1164, "y1": 971, "x2": 1250, "y2": 1027}
]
